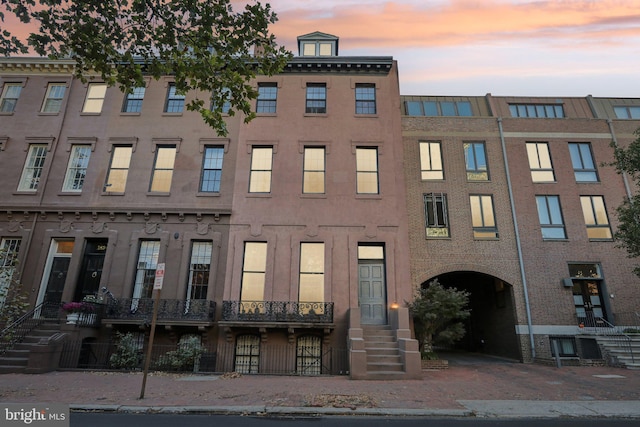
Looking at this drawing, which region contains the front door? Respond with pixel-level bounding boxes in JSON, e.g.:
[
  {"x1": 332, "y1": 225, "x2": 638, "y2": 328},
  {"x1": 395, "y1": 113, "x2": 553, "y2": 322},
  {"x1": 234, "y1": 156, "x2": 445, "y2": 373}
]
[
  {"x1": 573, "y1": 280, "x2": 607, "y2": 327},
  {"x1": 74, "y1": 239, "x2": 107, "y2": 301},
  {"x1": 36, "y1": 240, "x2": 74, "y2": 317},
  {"x1": 358, "y1": 263, "x2": 387, "y2": 324}
]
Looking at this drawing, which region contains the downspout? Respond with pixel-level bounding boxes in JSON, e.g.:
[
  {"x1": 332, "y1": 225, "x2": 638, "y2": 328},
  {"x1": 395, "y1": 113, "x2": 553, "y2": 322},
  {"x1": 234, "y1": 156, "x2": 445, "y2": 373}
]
[
  {"x1": 497, "y1": 117, "x2": 536, "y2": 360},
  {"x1": 607, "y1": 119, "x2": 633, "y2": 199}
]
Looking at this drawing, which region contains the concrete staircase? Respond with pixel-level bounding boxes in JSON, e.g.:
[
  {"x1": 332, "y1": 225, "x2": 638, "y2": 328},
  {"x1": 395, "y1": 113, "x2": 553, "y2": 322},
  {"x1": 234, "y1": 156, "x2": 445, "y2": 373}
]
[
  {"x1": 362, "y1": 325, "x2": 407, "y2": 380},
  {"x1": 0, "y1": 321, "x2": 62, "y2": 374},
  {"x1": 596, "y1": 335, "x2": 640, "y2": 370}
]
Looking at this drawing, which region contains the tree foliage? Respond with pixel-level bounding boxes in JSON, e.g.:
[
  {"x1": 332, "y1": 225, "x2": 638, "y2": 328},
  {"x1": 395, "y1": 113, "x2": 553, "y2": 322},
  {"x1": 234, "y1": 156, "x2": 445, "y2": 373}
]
[
  {"x1": 610, "y1": 129, "x2": 640, "y2": 277},
  {"x1": 1, "y1": 0, "x2": 292, "y2": 136},
  {"x1": 0, "y1": 247, "x2": 29, "y2": 331},
  {"x1": 406, "y1": 279, "x2": 470, "y2": 358}
]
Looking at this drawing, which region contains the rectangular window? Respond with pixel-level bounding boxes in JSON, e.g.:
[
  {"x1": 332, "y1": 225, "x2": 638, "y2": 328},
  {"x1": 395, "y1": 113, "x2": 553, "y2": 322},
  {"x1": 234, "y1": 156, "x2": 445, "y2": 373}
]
[
  {"x1": 509, "y1": 104, "x2": 564, "y2": 118},
  {"x1": 41, "y1": 83, "x2": 66, "y2": 113},
  {"x1": 82, "y1": 83, "x2": 107, "y2": 113},
  {"x1": 256, "y1": 83, "x2": 277, "y2": 113},
  {"x1": 200, "y1": 146, "x2": 224, "y2": 192},
  {"x1": 0, "y1": 238, "x2": 21, "y2": 309},
  {"x1": 164, "y1": 83, "x2": 185, "y2": 113},
  {"x1": 305, "y1": 83, "x2": 326, "y2": 114},
  {"x1": 303, "y1": 147, "x2": 325, "y2": 194},
  {"x1": 464, "y1": 142, "x2": 489, "y2": 181},
  {"x1": 424, "y1": 193, "x2": 449, "y2": 238},
  {"x1": 550, "y1": 337, "x2": 577, "y2": 357},
  {"x1": 0, "y1": 83, "x2": 22, "y2": 113},
  {"x1": 240, "y1": 242, "x2": 267, "y2": 303},
  {"x1": 299, "y1": 243, "x2": 324, "y2": 311},
  {"x1": 249, "y1": 147, "x2": 273, "y2": 193},
  {"x1": 104, "y1": 145, "x2": 133, "y2": 193},
  {"x1": 470, "y1": 195, "x2": 498, "y2": 239},
  {"x1": 613, "y1": 106, "x2": 640, "y2": 119},
  {"x1": 536, "y1": 195, "x2": 566, "y2": 239},
  {"x1": 580, "y1": 196, "x2": 612, "y2": 240},
  {"x1": 569, "y1": 143, "x2": 598, "y2": 182},
  {"x1": 355, "y1": 83, "x2": 376, "y2": 114},
  {"x1": 526, "y1": 142, "x2": 555, "y2": 182},
  {"x1": 419, "y1": 142, "x2": 444, "y2": 180},
  {"x1": 405, "y1": 100, "x2": 472, "y2": 117},
  {"x1": 150, "y1": 146, "x2": 177, "y2": 192},
  {"x1": 356, "y1": 147, "x2": 379, "y2": 194},
  {"x1": 18, "y1": 144, "x2": 48, "y2": 191},
  {"x1": 62, "y1": 145, "x2": 92, "y2": 192},
  {"x1": 187, "y1": 242, "x2": 212, "y2": 300},
  {"x1": 122, "y1": 86, "x2": 145, "y2": 113},
  {"x1": 132, "y1": 241, "x2": 160, "y2": 300}
]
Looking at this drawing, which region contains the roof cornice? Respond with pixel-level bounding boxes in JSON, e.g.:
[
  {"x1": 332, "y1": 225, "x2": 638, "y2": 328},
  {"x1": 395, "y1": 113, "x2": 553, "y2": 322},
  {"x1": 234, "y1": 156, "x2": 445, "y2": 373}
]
[
  {"x1": 284, "y1": 56, "x2": 394, "y2": 74},
  {"x1": 0, "y1": 57, "x2": 76, "y2": 74}
]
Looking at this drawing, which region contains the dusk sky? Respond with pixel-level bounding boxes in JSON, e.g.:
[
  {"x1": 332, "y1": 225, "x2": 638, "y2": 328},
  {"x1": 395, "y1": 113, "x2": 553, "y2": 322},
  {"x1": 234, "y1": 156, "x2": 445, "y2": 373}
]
[
  {"x1": 3, "y1": 1, "x2": 639, "y2": 98},
  {"x1": 262, "y1": 0, "x2": 640, "y2": 98}
]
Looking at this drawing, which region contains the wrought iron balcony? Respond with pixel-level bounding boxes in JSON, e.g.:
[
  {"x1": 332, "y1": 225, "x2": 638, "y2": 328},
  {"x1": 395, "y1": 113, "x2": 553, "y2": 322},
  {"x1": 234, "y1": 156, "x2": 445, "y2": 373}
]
[
  {"x1": 222, "y1": 301, "x2": 334, "y2": 323},
  {"x1": 103, "y1": 298, "x2": 215, "y2": 323}
]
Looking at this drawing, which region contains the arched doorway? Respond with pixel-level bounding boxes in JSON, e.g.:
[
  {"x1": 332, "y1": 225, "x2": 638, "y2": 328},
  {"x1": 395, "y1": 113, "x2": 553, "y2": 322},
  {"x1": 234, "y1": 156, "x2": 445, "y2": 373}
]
[{"x1": 423, "y1": 271, "x2": 521, "y2": 360}]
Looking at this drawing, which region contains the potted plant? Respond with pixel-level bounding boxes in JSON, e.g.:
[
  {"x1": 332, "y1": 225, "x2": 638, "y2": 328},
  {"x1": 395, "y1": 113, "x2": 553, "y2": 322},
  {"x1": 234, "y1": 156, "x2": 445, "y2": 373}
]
[
  {"x1": 406, "y1": 279, "x2": 471, "y2": 369},
  {"x1": 62, "y1": 301, "x2": 95, "y2": 324}
]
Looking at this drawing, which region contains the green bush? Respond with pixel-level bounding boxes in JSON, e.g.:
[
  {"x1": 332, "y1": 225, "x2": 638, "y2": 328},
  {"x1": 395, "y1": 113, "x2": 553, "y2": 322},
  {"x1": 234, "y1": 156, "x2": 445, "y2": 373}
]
[
  {"x1": 109, "y1": 332, "x2": 142, "y2": 369},
  {"x1": 152, "y1": 335, "x2": 203, "y2": 372}
]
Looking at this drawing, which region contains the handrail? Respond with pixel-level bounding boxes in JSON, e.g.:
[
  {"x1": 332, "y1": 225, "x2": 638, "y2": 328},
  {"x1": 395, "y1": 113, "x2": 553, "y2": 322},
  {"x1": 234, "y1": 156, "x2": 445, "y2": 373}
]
[
  {"x1": 590, "y1": 316, "x2": 635, "y2": 364},
  {"x1": 0, "y1": 300, "x2": 60, "y2": 356}
]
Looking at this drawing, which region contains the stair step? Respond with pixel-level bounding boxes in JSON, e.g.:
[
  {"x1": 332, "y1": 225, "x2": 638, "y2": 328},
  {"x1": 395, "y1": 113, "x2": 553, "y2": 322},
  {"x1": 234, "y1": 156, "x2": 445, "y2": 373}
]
[
  {"x1": 366, "y1": 362, "x2": 404, "y2": 372},
  {"x1": 0, "y1": 365, "x2": 26, "y2": 374},
  {"x1": 0, "y1": 357, "x2": 28, "y2": 367},
  {"x1": 367, "y1": 355, "x2": 402, "y2": 363},
  {"x1": 365, "y1": 348, "x2": 400, "y2": 356},
  {"x1": 365, "y1": 341, "x2": 398, "y2": 349}
]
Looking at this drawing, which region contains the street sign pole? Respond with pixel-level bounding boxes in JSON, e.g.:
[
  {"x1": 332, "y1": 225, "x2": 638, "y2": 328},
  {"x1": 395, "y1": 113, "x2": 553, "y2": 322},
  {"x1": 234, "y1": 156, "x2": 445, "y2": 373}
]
[{"x1": 139, "y1": 263, "x2": 165, "y2": 399}]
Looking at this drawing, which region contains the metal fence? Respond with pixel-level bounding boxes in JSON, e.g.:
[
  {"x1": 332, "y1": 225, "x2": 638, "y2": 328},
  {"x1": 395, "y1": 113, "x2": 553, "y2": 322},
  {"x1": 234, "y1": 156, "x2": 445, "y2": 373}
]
[{"x1": 59, "y1": 339, "x2": 348, "y2": 376}]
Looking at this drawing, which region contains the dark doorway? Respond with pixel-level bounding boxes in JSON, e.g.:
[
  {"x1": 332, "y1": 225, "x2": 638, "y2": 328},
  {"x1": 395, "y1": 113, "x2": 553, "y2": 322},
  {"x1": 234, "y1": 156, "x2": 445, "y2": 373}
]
[
  {"x1": 426, "y1": 271, "x2": 520, "y2": 360},
  {"x1": 74, "y1": 239, "x2": 107, "y2": 301}
]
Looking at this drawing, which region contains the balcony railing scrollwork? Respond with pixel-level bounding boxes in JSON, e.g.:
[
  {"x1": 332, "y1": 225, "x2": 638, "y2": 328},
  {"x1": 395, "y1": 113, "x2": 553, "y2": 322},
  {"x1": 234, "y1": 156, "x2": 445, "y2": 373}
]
[
  {"x1": 222, "y1": 301, "x2": 334, "y2": 323},
  {"x1": 104, "y1": 298, "x2": 215, "y2": 322}
]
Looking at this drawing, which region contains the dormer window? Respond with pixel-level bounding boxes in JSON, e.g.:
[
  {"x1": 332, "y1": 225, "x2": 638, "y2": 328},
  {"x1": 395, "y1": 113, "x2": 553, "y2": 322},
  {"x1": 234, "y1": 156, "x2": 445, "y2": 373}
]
[
  {"x1": 297, "y1": 32, "x2": 339, "y2": 57},
  {"x1": 302, "y1": 41, "x2": 334, "y2": 57}
]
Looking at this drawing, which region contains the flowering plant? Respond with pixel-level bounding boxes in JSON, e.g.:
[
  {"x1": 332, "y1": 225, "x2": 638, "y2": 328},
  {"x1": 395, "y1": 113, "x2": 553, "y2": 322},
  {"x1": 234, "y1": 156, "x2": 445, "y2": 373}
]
[
  {"x1": 62, "y1": 301, "x2": 94, "y2": 314},
  {"x1": 82, "y1": 294, "x2": 103, "y2": 304}
]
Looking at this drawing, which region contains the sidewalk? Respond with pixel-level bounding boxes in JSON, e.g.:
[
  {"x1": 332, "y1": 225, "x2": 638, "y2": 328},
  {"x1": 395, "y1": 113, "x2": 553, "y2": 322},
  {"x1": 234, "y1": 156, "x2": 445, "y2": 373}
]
[{"x1": 1, "y1": 354, "x2": 639, "y2": 418}]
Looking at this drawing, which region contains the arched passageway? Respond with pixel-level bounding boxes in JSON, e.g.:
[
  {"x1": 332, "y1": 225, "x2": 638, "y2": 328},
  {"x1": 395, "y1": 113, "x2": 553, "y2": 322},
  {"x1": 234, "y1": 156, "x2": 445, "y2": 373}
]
[{"x1": 423, "y1": 271, "x2": 521, "y2": 361}]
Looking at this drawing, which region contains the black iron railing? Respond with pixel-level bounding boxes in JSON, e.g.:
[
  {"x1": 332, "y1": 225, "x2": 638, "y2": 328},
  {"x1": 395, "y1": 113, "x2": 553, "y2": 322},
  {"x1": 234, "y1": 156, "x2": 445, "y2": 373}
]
[
  {"x1": 61, "y1": 302, "x2": 105, "y2": 328},
  {"x1": 0, "y1": 300, "x2": 59, "y2": 355},
  {"x1": 578, "y1": 313, "x2": 635, "y2": 364},
  {"x1": 104, "y1": 298, "x2": 215, "y2": 322},
  {"x1": 222, "y1": 301, "x2": 334, "y2": 323}
]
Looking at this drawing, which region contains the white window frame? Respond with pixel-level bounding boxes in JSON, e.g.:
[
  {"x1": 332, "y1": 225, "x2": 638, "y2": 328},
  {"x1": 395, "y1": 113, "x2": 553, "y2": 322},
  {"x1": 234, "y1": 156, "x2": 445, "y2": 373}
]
[
  {"x1": 18, "y1": 144, "x2": 48, "y2": 192},
  {"x1": 82, "y1": 83, "x2": 108, "y2": 113},
  {"x1": 41, "y1": 83, "x2": 66, "y2": 113},
  {"x1": 0, "y1": 83, "x2": 22, "y2": 113},
  {"x1": 62, "y1": 145, "x2": 92, "y2": 192}
]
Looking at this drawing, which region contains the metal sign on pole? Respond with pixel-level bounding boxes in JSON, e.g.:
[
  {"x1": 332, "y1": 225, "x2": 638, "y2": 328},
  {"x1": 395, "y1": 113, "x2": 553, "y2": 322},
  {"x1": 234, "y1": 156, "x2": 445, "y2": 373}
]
[{"x1": 140, "y1": 263, "x2": 165, "y2": 399}]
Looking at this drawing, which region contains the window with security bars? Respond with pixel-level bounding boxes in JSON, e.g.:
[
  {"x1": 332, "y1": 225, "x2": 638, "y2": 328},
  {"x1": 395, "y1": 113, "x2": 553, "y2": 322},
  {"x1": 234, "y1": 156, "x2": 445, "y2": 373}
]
[
  {"x1": 0, "y1": 83, "x2": 22, "y2": 113},
  {"x1": 0, "y1": 238, "x2": 21, "y2": 309},
  {"x1": 419, "y1": 142, "x2": 443, "y2": 180},
  {"x1": 200, "y1": 146, "x2": 224, "y2": 192},
  {"x1": 568, "y1": 143, "x2": 598, "y2": 182},
  {"x1": 187, "y1": 242, "x2": 212, "y2": 301},
  {"x1": 149, "y1": 146, "x2": 177, "y2": 192},
  {"x1": 234, "y1": 335, "x2": 260, "y2": 374},
  {"x1": 256, "y1": 83, "x2": 277, "y2": 113},
  {"x1": 122, "y1": 86, "x2": 145, "y2": 113},
  {"x1": 62, "y1": 145, "x2": 91, "y2": 192},
  {"x1": 164, "y1": 83, "x2": 185, "y2": 113},
  {"x1": 580, "y1": 196, "x2": 612, "y2": 240},
  {"x1": 464, "y1": 142, "x2": 489, "y2": 181},
  {"x1": 132, "y1": 241, "x2": 160, "y2": 301},
  {"x1": 305, "y1": 83, "x2": 326, "y2": 113},
  {"x1": 296, "y1": 335, "x2": 322, "y2": 375},
  {"x1": 526, "y1": 142, "x2": 555, "y2": 182},
  {"x1": 355, "y1": 83, "x2": 376, "y2": 114},
  {"x1": 18, "y1": 144, "x2": 48, "y2": 191},
  {"x1": 424, "y1": 193, "x2": 449, "y2": 238},
  {"x1": 41, "y1": 83, "x2": 66, "y2": 113},
  {"x1": 536, "y1": 195, "x2": 566, "y2": 239}
]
